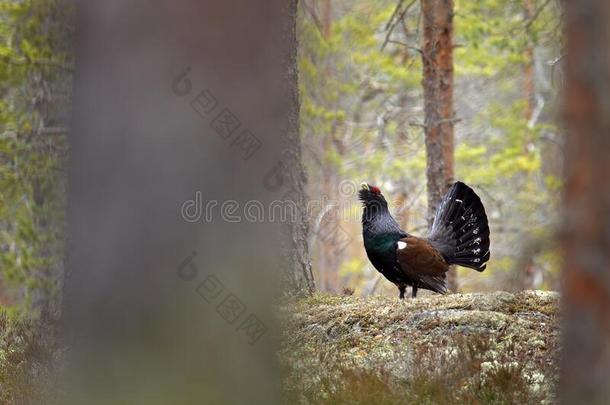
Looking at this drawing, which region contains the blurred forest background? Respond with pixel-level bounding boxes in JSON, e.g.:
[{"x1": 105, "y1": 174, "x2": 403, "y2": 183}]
[
  {"x1": 0, "y1": 0, "x2": 71, "y2": 315},
  {"x1": 0, "y1": 0, "x2": 563, "y2": 311},
  {"x1": 298, "y1": 0, "x2": 563, "y2": 297},
  {"x1": 3, "y1": 1, "x2": 610, "y2": 403}
]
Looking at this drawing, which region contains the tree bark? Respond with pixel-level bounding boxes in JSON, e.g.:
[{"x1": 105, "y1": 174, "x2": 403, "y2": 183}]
[
  {"x1": 421, "y1": 0, "x2": 457, "y2": 292},
  {"x1": 560, "y1": 1, "x2": 610, "y2": 403},
  {"x1": 281, "y1": 0, "x2": 315, "y2": 296}
]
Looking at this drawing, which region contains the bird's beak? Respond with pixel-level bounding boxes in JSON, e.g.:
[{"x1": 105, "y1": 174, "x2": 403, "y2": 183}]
[{"x1": 360, "y1": 183, "x2": 369, "y2": 191}]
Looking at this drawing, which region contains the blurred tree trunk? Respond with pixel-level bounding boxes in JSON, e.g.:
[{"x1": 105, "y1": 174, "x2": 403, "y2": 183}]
[
  {"x1": 522, "y1": 0, "x2": 535, "y2": 123},
  {"x1": 65, "y1": 0, "x2": 296, "y2": 401},
  {"x1": 322, "y1": 0, "x2": 332, "y2": 38},
  {"x1": 421, "y1": 0, "x2": 457, "y2": 292},
  {"x1": 24, "y1": 0, "x2": 72, "y2": 314},
  {"x1": 518, "y1": 0, "x2": 536, "y2": 291},
  {"x1": 561, "y1": 1, "x2": 610, "y2": 403}
]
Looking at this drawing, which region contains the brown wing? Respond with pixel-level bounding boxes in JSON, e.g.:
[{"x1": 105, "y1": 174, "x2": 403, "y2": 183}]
[{"x1": 396, "y1": 236, "x2": 449, "y2": 278}]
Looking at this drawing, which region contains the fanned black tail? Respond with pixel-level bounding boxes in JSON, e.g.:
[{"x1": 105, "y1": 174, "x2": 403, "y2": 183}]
[{"x1": 427, "y1": 181, "x2": 490, "y2": 271}]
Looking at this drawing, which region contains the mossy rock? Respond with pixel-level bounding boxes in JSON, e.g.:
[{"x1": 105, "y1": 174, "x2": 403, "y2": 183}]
[{"x1": 281, "y1": 291, "x2": 560, "y2": 404}]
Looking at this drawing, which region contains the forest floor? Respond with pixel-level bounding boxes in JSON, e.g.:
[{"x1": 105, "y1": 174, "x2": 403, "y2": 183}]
[
  {"x1": 0, "y1": 313, "x2": 60, "y2": 404},
  {"x1": 0, "y1": 291, "x2": 560, "y2": 403},
  {"x1": 281, "y1": 290, "x2": 560, "y2": 404}
]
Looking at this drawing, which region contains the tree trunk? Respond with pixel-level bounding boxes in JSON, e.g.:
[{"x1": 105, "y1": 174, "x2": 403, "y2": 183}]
[
  {"x1": 322, "y1": 0, "x2": 332, "y2": 39},
  {"x1": 421, "y1": 0, "x2": 457, "y2": 292},
  {"x1": 280, "y1": 0, "x2": 315, "y2": 296},
  {"x1": 517, "y1": 0, "x2": 536, "y2": 291},
  {"x1": 523, "y1": 0, "x2": 535, "y2": 123},
  {"x1": 560, "y1": 1, "x2": 610, "y2": 403},
  {"x1": 64, "y1": 0, "x2": 293, "y2": 401},
  {"x1": 30, "y1": 0, "x2": 73, "y2": 315}
]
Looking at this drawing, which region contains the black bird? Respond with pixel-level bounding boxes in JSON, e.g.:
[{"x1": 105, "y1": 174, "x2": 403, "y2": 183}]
[{"x1": 359, "y1": 181, "x2": 490, "y2": 298}]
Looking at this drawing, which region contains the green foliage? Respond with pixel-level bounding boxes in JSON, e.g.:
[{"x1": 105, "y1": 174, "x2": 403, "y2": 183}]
[
  {"x1": 0, "y1": 311, "x2": 60, "y2": 403},
  {"x1": 299, "y1": 1, "x2": 424, "y2": 179},
  {"x1": 0, "y1": 0, "x2": 72, "y2": 313},
  {"x1": 299, "y1": 0, "x2": 563, "y2": 293}
]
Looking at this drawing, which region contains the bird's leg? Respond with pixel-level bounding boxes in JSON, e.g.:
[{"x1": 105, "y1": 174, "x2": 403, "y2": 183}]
[
  {"x1": 411, "y1": 285, "x2": 418, "y2": 298},
  {"x1": 398, "y1": 285, "x2": 406, "y2": 299}
]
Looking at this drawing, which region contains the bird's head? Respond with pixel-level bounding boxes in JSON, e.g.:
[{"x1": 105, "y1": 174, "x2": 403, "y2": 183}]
[{"x1": 358, "y1": 183, "x2": 387, "y2": 208}]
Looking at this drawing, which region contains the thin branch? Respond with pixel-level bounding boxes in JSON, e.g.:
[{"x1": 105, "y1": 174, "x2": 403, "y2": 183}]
[
  {"x1": 548, "y1": 54, "x2": 565, "y2": 87},
  {"x1": 384, "y1": 0, "x2": 406, "y2": 31},
  {"x1": 301, "y1": 0, "x2": 326, "y2": 41},
  {"x1": 548, "y1": 54, "x2": 565, "y2": 66},
  {"x1": 40, "y1": 127, "x2": 68, "y2": 136},
  {"x1": 387, "y1": 40, "x2": 422, "y2": 54},
  {"x1": 524, "y1": 0, "x2": 554, "y2": 31},
  {"x1": 527, "y1": 94, "x2": 545, "y2": 129},
  {"x1": 409, "y1": 118, "x2": 462, "y2": 131},
  {"x1": 2, "y1": 56, "x2": 73, "y2": 72},
  {"x1": 381, "y1": 0, "x2": 417, "y2": 51}
]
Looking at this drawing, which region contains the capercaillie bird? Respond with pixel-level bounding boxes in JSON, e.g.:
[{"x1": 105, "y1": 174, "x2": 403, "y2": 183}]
[{"x1": 359, "y1": 182, "x2": 490, "y2": 298}]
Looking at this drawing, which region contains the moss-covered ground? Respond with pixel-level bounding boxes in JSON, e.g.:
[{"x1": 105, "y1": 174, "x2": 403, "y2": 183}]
[
  {"x1": 280, "y1": 291, "x2": 560, "y2": 404},
  {"x1": 0, "y1": 291, "x2": 560, "y2": 404}
]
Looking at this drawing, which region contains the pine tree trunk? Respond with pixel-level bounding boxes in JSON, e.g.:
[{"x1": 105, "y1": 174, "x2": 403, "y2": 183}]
[
  {"x1": 560, "y1": 1, "x2": 610, "y2": 403},
  {"x1": 421, "y1": 0, "x2": 457, "y2": 292},
  {"x1": 282, "y1": 0, "x2": 316, "y2": 296}
]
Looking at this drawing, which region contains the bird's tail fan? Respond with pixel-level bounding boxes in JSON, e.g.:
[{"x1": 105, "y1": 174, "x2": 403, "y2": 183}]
[{"x1": 428, "y1": 181, "x2": 490, "y2": 271}]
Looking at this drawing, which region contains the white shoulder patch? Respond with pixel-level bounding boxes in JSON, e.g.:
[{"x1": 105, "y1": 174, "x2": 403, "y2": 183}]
[{"x1": 397, "y1": 241, "x2": 407, "y2": 250}]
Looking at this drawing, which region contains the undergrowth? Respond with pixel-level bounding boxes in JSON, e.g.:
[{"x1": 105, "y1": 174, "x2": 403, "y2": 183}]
[
  {"x1": 281, "y1": 291, "x2": 559, "y2": 404},
  {"x1": 0, "y1": 312, "x2": 60, "y2": 404}
]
